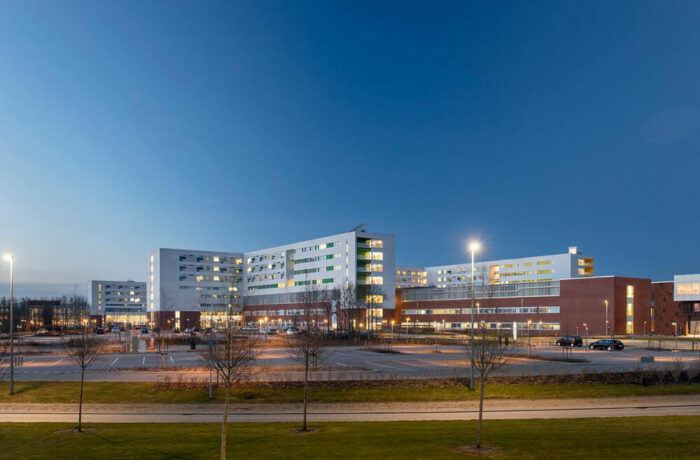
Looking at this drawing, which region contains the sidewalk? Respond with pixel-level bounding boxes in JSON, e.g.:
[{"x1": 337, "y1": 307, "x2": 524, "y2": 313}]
[{"x1": 1, "y1": 394, "x2": 699, "y2": 423}]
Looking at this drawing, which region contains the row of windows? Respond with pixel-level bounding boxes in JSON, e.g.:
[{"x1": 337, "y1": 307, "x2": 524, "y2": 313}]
[
  {"x1": 296, "y1": 242, "x2": 335, "y2": 253},
  {"x1": 420, "y1": 322, "x2": 560, "y2": 331},
  {"x1": 179, "y1": 254, "x2": 242, "y2": 265},
  {"x1": 676, "y1": 282, "x2": 700, "y2": 296},
  {"x1": 295, "y1": 278, "x2": 334, "y2": 286},
  {"x1": 244, "y1": 308, "x2": 327, "y2": 317},
  {"x1": 295, "y1": 254, "x2": 341, "y2": 264},
  {"x1": 357, "y1": 251, "x2": 383, "y2": 261},
  {"x1": 402, "y1": 306, "x2": 560, "y2": 315},
  {"x1": 294, "y1": 265, "x2": 340, "y2": 275},
  {"x1": 179, "y1": 265, "x2": 242, "y2": 274},
  {"x1": 178, "y1": 285, "x2": 238, "y2": 291}
]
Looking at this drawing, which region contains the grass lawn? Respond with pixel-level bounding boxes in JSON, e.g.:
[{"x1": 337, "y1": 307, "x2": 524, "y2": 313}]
[
  {"x1": 0, "y1": 381, "x2": 699, "y2": 404},
  {"x1": 0, "y1": 417, "x2": 698, "y2": 459}
]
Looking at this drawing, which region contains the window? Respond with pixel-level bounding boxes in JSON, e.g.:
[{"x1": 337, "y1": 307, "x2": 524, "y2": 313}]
[
  {"x1": 626, "y1": 285, "x2": 634, "y2": 298},
  {"x1": 626, "y1": 302, "x2": 633, "y2": 316}
]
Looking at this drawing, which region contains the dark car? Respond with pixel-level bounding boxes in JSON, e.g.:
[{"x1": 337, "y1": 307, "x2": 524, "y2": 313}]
[
  {"x1": 589, "y1": 339, "x2": 624, "y2": 351},
  {"x1": 556, "y1": 335, "x2": 583, "y2": 347},
  {"x1": 95, "y1": 327, "x2": 105, "y2": 335}
]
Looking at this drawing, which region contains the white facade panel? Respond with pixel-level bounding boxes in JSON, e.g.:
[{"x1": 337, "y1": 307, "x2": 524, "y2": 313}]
[{"x1": 674, "y1": 274, "x2": 700, "y2": 301}]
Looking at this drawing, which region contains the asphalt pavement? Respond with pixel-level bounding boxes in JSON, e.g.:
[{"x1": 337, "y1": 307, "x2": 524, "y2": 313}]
[{"x1": 1, "y1": 395, "x2": 699, "y2": 423}]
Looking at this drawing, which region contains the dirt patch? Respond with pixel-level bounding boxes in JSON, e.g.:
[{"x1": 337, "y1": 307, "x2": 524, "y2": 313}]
[
  {"x1": 454, "y1": 445, "x2": 502, "y2": 456},
  {"x1": 289, "y1": 428, "x2": 319, "y2": 434},
  {"x1": 53, "y1": 428, "x2": 101, "y2": 435}
]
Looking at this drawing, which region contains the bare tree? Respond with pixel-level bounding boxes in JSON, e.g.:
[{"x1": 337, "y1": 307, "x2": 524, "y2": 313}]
[
  {"x1": 333, "y1": 282, "x2": 359, "y2": 332},
  {"x1": 287, "y1": 283, "x2": 330, "y2": 431},
  {"x1": 468, "y1": 324, "x2": 506, "y2": 450},
  {"x1": 64, "y1": 325, "x2": 102, "y2": 432},
  {"x1": 210, "y1": 312, "x2": 260, "y2": 460},
  {"x1": 0, "y1": 339, "x2": 9, "y2": 382}
]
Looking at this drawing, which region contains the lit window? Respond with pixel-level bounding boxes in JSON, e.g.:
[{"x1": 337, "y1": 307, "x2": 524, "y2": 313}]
[{"x1": 627, "y1": 285, "x2": 634, "y2": 298}]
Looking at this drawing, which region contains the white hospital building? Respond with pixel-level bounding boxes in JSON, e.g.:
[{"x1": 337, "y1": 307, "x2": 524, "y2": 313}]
[
  {"x1": 88, "y1": 280, "x2": 147, "y2": 324},
  {"x1": 424, "y1": 246, "x2": 594, "y2": 288},
  {"x1": 144, "y1": 225, "x2": 395, "y2": 330}
]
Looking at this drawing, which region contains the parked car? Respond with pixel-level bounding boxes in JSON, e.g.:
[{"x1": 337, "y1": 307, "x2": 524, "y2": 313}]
[
  {"x1": 589, "y1": 339, "x2": 624, "y2": 351},
  {"x1": 184, "y1": 328, "x2": 193, "y2": 333},
  {"x1": 286, "y1": 327, "x2": 300, "y2": 335},
  {"x1": 556, "y1": 335, "x2": 583, "y2": 347},
  {"x1": 110, "y1": 327, "x2": 119, "y2": 334},
  {"x1": 35, "y1": 328, "x2": 49, "y2": 336},
  {"x1": 141, "y1": 327, "x2": 149, "y2": 334},
  {"x1": 95, "y1": 327, "x2": 105, "y2": 335}
]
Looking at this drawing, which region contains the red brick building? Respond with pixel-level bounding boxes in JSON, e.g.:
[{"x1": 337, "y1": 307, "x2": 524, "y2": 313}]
[{"x1": 393, "y1": 276, "x2": 652, "y2": 337}]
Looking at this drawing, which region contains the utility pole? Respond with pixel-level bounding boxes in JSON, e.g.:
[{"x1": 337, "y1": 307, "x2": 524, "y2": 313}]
[
  {"x1": 4, "y1": 254, "x2": 15, "y2": 395},
  {"x1": 468, "y1": 241, "x2": 480, "y2": 391}
]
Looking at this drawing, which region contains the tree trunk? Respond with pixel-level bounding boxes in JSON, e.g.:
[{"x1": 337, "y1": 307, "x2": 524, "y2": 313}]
[
  {"x1": 303, "y1": 350, "x2": 309, "y2": 431},
  {"x1": 220, "y1": 381, "x2": 230, "y2": 460},
  {"x1": 477, "y1": 375, "x2": 484, "y2": 448},
  {"x1": 78, "y1": 366, "x2": 85, "y2": 432}
]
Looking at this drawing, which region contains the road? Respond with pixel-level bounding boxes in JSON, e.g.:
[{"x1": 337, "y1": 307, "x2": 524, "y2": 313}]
[
  {"x1": 6, "y1": 342, "x2": 700, "y2": 382},
  {"x1": 1, "y1": 395, "x2": 699, "y2": 422}
]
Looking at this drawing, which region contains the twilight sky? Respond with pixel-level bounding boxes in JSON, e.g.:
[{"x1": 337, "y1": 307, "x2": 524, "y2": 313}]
[{"x1": 1, "y1": 1, "x2": 699, "y2": 297}]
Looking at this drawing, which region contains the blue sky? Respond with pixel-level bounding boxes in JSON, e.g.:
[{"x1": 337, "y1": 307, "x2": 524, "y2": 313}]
[{"x1": 1, "y1": 1, "x2": 699, "y2": 297}]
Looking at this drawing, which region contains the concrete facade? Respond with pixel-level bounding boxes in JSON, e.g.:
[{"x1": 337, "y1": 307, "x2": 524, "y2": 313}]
[{"x1": 88, "y1": 280, "x2": 147, "y2": 324}]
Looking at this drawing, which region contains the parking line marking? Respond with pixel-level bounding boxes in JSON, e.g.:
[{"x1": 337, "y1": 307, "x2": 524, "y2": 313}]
[
  {"x1": 367, "y1": 361, "x2": 404, "y2": 371},
  {"x1": 169, "y1": 356, "x2": 175, "y2": 364},
  {"x1": 396, "y1": 360, "x2": 425, "y2": 368},
  {"x1": 142, "y1": 356, "x2": 146, "y2": 365},
  {"x1": 110, "y1": 357, "x2": 119, "y2": 366}
]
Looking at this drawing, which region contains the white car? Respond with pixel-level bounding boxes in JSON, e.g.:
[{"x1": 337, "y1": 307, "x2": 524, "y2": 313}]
[{"x1": 286, "y1": 327, "x2": 300, "y2": 335}]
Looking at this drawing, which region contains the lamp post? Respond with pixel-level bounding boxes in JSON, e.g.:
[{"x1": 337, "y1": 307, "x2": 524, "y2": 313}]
[
  {"x1": 527, "y1": 319, "x2": 532, "y2": 358},
  {"x1": 604, "y1": 299, "x2": 609, "y2": 339},
  {"x1": 3, "y1": 254, "x2": 15, "y2": 395},
  {"x1": 672, "y1": 322, "x2": 678, "y2": 349},
  {"x1": 468, "y1": 241, "x2": 480, "y2": 391},
  {"x1": 643, "y1": 321, "x2": 647, "y2": 337}
]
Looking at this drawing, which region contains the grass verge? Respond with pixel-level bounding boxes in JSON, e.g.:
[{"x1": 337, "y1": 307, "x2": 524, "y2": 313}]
[
  {"x1": 0, "y1": 417, "x2": 698, "y2": 459},
  {"x1": 1, "y1": 380, "x2": 699, "y2": 404}
]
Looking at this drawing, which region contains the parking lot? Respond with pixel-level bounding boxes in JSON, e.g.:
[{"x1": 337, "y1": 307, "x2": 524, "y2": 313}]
[{"x1": 6, "y1": 337, "x2": 700, "y2": 382}]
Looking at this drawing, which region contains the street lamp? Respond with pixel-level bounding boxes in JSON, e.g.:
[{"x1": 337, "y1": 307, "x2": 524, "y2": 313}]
[
  {"x1": 643, "y1": 321, "x2": 647, "y2": 337},
  {"x1": 468, "y1": 240, "x2": 480, "y2": 391},
  {"x1": 527, "y1": 319, "x2": 532, "y2": 358},
  {"x1": 3, "y1": 254, "x2": 15, "y2": 395},
  {"x1": 672, "y1": 322, "x2": 678, "y2": 349},
  {"x1": 604, "y1": 299, "x2": 609, "y2": 339}
]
